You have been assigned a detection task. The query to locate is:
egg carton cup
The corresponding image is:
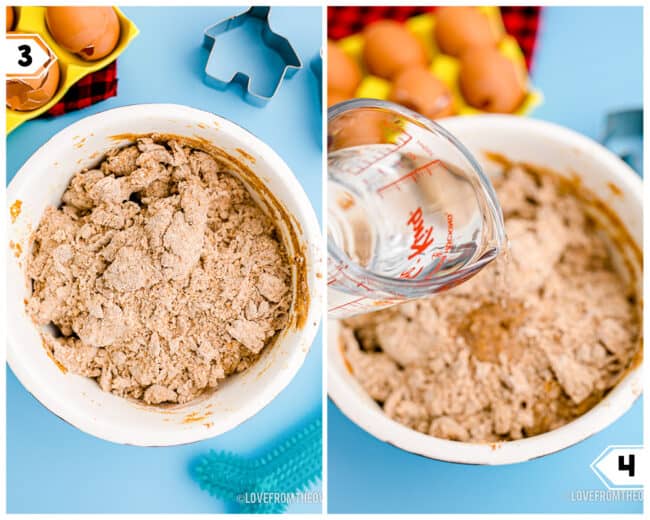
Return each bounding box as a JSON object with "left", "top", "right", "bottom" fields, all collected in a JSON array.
[
  {"left": 338, "top": 7, "right": 542, "bottom": 116},
  {"left": 6, "top": 6, "right": 139, "bottom": 133}
]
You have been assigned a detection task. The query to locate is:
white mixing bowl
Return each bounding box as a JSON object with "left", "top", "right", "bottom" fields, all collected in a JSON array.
[
  {"left": 8, "top": 104, "right": 323, "bottom": 446},
  {"left": 328, "top": 115, "right": 643, "bottom": 465}
]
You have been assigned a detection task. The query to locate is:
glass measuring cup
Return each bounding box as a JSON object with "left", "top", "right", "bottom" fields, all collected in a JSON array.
[{"left": 328, "top": 99, "right": 506, "bottom": 318}]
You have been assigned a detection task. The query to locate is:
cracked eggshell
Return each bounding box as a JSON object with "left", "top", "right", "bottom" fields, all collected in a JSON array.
[
  {"left": 6, "top": 59, "right": 60, "bottom": 111},
  {"left": 45, "top": 6, "right": 120, "bottom": 61}
]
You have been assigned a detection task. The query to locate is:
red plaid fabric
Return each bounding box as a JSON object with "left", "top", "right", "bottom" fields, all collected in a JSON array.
[
  {"left": 500, "top": 6, "right": 540, "bottom": 69},
  {"left": 45, "top": 61, "right": 118, "bottom": 117},
  {"left": 327, "top": 6, "right": 541, "bottom": 70}
]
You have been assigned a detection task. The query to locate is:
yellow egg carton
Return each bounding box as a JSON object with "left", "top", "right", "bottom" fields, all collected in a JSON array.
[
  {"left": 6, "top": 6, "right": 139, "bottom": 133},
  {"left": 337, "top": 6, "right": 542, "bottom": 116}
]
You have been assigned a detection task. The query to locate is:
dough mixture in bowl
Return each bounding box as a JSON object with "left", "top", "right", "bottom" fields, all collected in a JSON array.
[
  {"left": 27, "top": 136, "right": 292, "bottom": 405},
  {"left": 340, "top": 163, "right": 641, "bottom": 442}
]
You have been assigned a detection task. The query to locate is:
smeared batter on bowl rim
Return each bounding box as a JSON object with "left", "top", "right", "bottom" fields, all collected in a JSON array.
[
  {"left": 26, "top": 134, "right": 307, "bottom": 405},
  {"left": 340, "top": 159, "right": 642, "bottom": 443}
]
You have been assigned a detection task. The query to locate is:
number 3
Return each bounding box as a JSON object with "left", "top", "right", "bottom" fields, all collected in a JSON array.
[{"left": 17, "top": 44, "right": 33, "bottom": 67}]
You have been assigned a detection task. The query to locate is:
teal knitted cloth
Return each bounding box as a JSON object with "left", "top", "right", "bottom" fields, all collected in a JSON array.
[{"left": 194, "top": 418, "right": 322, "bottom": 513}]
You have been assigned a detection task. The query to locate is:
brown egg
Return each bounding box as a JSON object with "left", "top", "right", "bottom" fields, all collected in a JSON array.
[
  {"left": 46, "top": 6, "right": 120, "bottom": 61},
  {"left": 328, "top": 40, "right": 361, "bottom": 96},
  {"left": 363, "top": 20, "right": 427, "bottom": 80},
  {"left": 6, "top": 6, "right": 15, "bottom": 32},
  {"left": 329, "top": 109, "right": 390, "bottom": 149},
  {"left": 7, "top": 59, "right": 60, "bottom": 111},
  {"left": 389, "top": 67, "right": 455, "bottom": 119},
  {"left": 328, "top": 88, "right": 350, "bottom": 108},
  {"left": 435, "top": 7, "right": 500, "bottom": 57},
  {"left": 459, "top": 47, "right": 526, "bottom": 113}
]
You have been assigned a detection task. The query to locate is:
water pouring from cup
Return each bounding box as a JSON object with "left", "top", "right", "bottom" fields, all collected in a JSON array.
[{"left": 328, "top": 99, "right": 506, "bottom": 318}]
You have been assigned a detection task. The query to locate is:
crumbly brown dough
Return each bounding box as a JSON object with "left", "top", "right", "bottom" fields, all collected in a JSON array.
[
  {"left": 27, "top": 137, "right": 291, "bottom": 405},
  {"left": 341, "top": 164, "right": 641, "bottom": 442}
]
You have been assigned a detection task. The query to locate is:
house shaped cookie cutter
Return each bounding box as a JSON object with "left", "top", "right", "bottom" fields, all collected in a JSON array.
[
  {"left": 310, "top": 49, "right": 322, "bottom": 104},
  {"left": 203, "top": 6, "right": 302, "bottom": 106}
]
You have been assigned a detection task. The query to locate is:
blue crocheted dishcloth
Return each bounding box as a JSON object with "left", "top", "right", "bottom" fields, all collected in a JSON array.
[{"left": 193, "top": 418, "right": 322, "bottom": 513}]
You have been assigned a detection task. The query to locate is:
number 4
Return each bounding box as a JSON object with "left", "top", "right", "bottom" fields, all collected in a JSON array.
[{"left": 618, "top": 454, "right": 635, "bottom": 477}]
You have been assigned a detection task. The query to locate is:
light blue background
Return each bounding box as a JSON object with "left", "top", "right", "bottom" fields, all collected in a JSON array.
[
  {"left": 328, "top": 6, "right": 644, "bottom": 515},
  {"left": 6, "top": 6, "right": 323, "bottom": 514}
]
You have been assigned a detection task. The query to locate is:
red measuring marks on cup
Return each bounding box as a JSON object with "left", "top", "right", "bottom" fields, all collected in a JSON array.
[
  {"left": 376, "top": 159, "right": 441, "bottom": 197},
  {"left": 327, "top": 100, "right": 506, "bottom": 318},
  {"left": 327, "top": 256, "right": 408, "bottom": 315},
  {"left": 328, "top": 290, "right": 406, "bottom": 315},
  {"left": 348, "top": 129, "right": 413, "bottom": 177},
  {"left": 327, "top": 261, "right": 371, "bottom": 291},
  {"left": 328, "top": 295, "right": 370, "bottom": 314}
]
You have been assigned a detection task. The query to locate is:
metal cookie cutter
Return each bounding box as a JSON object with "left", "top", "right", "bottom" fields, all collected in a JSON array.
[
  {"left": 203, "top": 6, "right": 302, "bottom": 106},
  {"left": 602, "top": 109, "right": 643, "bottom": 175},
  {"left": 310, "top": 49, "right": 322, "bottom": 104}
]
